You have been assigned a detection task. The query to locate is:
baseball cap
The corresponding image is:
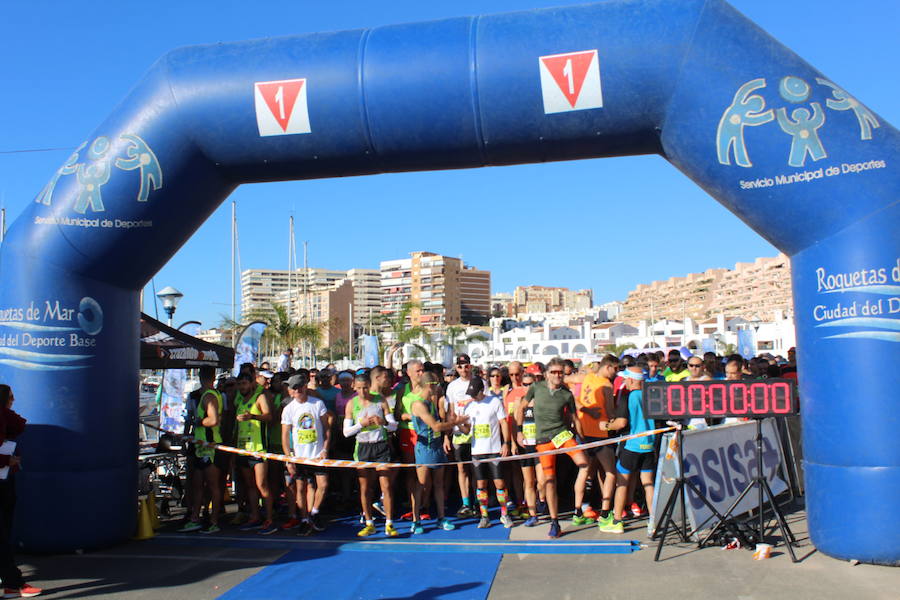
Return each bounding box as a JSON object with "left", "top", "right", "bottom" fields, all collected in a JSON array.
[
  {"left": 525, "top": 363, "right": 542, "bottom": 375},
  {"left": 287, "top": 374, "right": 308, "bottom": 389},
  {"left": 455, "top": 353, "right": 471, "bottom": 365},
  {"left": 465, "top": 377, "right": 484, "bottom": 398},
  {"left": 259, "top": 370, "right": 274, "bottom": 379}
]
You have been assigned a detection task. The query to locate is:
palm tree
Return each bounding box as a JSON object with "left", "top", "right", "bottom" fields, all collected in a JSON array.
[
  {"left": 375, "top": 301, "right": 432, "bottom": 364},
  {"left": 242, "top": 303, "right": 323, "bottom": 364},
  {"left": 444, "top": 325, "right": 487, "bottom": 354}
]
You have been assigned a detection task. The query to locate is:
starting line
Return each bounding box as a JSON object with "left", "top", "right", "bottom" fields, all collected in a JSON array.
[{"left": 155, "top": 532, "right": 643, "bottom": 555}]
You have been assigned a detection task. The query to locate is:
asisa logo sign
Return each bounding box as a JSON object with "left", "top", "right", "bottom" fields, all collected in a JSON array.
[
  {"left": 36, "top": 134, "right": 162, "bottom": 214},
  {"left": 716, "top": 76, "right": 880, "bottom": 168}
]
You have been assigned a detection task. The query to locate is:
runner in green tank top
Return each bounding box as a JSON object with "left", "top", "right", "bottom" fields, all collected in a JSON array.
[
  {"left": 233, "top": 373, "right": 275, "bottom": 533},
  {"left": 179, "top": 366, "right": 225, "bottom": 534},
  {"left": 344, "top": 373, "right": 398, "bottom": 537}
]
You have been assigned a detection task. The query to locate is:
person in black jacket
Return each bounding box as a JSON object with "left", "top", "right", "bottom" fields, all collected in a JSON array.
[{"left": 0, "top": 384, "right": 42, "bottom": 597}]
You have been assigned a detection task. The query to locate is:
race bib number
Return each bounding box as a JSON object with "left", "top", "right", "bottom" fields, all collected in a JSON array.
[
  {"left": 522, "top": 423, "right": 537, "bottom": 443},
  {"left": 237, "top": 433, "right": 252, "bottom": 450},
  {"left": 453, "top": 433, "right": 472, "bottom": 445},
  {"left": 296, "top": 428, "right": 317, "bottom": 445},
  {"left": 551, "top": 429, "right": 573, "bottom": 448},
  {"left": 473, "top": 423, "right": 491, "bottom": 439}
]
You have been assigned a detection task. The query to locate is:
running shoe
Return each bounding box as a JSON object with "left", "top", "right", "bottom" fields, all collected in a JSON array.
[
  {"left": 477, "top": 516, "right": 491, "bottom": 529},
  {"left": 311, "top": 513, "right": 326, "bottom": 532},
  {"left": 523, "top": 516, "right": 540, "bottom": 528},
  {"left": 411, "top": 521, "right": 425, "bottom": 535},
  {"left": 571, "top": 513, "right": 595, "bottom": 526},
  {"left": 372, "top": 501, "right": 386, "bottom": 517},
  {"left": 199, "top": 523, "right": 221, "bottom": 535},
  {"left": 357, "top": 524, "right": 377, "bottom": 537},
  {"left": 280, "top": 517, "right": 301, "bottom": 530},
  {"left": 239, "top": 519, "right": 264, "bottom": 531},
  {"left": 548, "top": 520, "right": 562, "bottom": 539},
  {"left": 385, "top": 523, "right": 399, "bottom": 537},
  {"left": 456, "top": 505, "right": 475, "bottom": 518},
  {"left": 258, "top": 521, "right": 279, "bottom": 536},
  {"left": 631, "top": 502, "right": 644, "bottom": 518},
  {"left": 583, "top": 507, "right": 600, "bottom": 521},
  {"left": 438, "top": 517, "right": 456, "bottom": 531},
  {"left": 177, "top": 520, "right": 203, "bottom": 533},
  {"left": 500, "top": 514, "right": 514, "bottom": 529},
  {"left": 420, "top": 512, "right": 432, "bottom": 521},
  {"left": 619, "top": 509, "right": 629, "bottom": 521},
  {"left": 298, "top": 520, "right": 313, "bottom": 537},
  {"left": 3, "top": 585, "right": 42, "bottom": 598},
  {"left": 646, "top": 519, "right": 656, "bottom": 539},
  {"left": 599, "top": 519, "right": 624, "bottom": 534},
  {"left": 400, "top": 511, "right": 414, "bottom": 521}
]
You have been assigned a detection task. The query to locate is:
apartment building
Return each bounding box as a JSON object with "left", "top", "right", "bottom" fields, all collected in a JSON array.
[
  {"left": 380, "top": 251, "right": 491, "bottom": 331},
  {"left": 241, "top": 267, "right": 380, "bottom": 327},
  {"left": 275, "top": 279, "right": 354, "bottom": 347},
  {"left": 513, "top": 285, "right": 593, "bottom": 315},
  {"left": 618, "top": 254, "right": 792, "bottom": 322}
]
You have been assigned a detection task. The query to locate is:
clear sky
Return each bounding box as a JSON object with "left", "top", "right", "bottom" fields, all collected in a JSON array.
[{"left": 1, "top": 1, "right": 897, "bottom": 329}]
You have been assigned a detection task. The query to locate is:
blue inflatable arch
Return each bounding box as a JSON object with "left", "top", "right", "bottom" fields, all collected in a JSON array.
[{"left": 1, "top": 0, "right": 897, "bottom": 563}]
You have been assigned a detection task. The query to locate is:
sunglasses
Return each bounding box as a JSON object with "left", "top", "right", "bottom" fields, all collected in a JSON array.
[
  {"left": 688, "top": 363, "right": 703, "bottom": 368},
  {"left": 548, "top": 370, "right": 564, "bottom": 375}
]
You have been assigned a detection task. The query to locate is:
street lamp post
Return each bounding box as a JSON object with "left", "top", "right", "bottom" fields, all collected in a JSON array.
[{"left": 156, "top": 286, "right": 184, "bottom": 327}]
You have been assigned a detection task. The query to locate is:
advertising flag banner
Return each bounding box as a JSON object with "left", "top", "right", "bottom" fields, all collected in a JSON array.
[
  {"left": 233, "top": 322, "right": 267, "bottom": 376},
  {"left": 738, "top": 328, "right": 757, "bottom": 359},
  {"left": 362, "top": 335, "right": 379, "bottom": 368}
]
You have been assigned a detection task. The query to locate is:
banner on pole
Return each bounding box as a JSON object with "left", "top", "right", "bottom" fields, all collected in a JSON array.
[{"left": 233, "top": 321, "right": 267, "bottom": 376}]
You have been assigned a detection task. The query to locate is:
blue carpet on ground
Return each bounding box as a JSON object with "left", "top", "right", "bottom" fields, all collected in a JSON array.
[{"left": 217, "top": 548, "right": 501, "bottom": 600}]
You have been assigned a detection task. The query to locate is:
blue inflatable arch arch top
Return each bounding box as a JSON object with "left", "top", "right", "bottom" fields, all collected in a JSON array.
[{"left": 1, "top": 0, "right": 897, "bottom": 563}]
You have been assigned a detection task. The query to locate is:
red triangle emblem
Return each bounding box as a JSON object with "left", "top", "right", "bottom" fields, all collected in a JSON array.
[
  {"left": 541, "top": 52, "right": 595, "bottom": 108},
  {"left": 256, "top": 80, "right": 305, "bottom": 132}
]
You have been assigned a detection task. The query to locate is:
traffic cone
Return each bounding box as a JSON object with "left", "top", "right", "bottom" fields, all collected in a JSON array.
[
  {"left": 147, "top": 491, "right": 161, "bottom": 530},
  {"left": 134, "top": 497, "right": 155, "bottom": 540}
]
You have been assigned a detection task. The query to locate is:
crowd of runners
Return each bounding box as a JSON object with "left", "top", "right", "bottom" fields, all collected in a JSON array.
[{"left": 175, "top": 346, "right": 798, "bottom": 540}]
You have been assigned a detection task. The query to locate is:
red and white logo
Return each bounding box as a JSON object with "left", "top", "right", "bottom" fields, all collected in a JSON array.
[
  {"left": 538, "top": 50, "right": 603, "bottom": 114},
  {"left": 254, "top": 78, "right": 311, "bottom": 136}
]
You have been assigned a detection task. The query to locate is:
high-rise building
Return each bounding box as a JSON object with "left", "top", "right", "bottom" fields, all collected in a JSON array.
[
  {"left": 491, "top": 292, "right": 515, "bottom": 318},
  {"left": 275, "top": 279, "right": 354, "bottom": 348},
  {"left": 513, "top": 286, "right": 593, "bottom": 315},
  {"left": 241, "top": 267, "right": 380, "bottom": 328},
  {"left": 379, "top": 251, "right": 491, "bottom": 331},
  {"left": 617, "top": 254, "right": 792, "bottom": 322}
]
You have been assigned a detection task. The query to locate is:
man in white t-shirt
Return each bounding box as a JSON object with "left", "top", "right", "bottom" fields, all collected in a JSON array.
[
  {"left": 446, "top": 353, "right": 481, "bottom": 517},
  {"left": 281, "top": 373, "right": 332, "bottom": 534},
  {"left": 461, "top": 377, "right": 512, "bottom": 528}
]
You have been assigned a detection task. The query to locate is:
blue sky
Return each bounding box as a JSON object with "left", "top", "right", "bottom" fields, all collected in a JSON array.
[{"left": 1, "top": 1, "right": 897, "bottom": 329}]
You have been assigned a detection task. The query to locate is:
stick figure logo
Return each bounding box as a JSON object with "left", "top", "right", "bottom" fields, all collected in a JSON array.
[{"left": 715, "top": 75, "right": 880, "bottom": 169}]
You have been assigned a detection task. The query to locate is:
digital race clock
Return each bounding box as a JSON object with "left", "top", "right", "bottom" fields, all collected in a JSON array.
[{"left": 643, "top": 379, "right": 798, "bottom": 419}]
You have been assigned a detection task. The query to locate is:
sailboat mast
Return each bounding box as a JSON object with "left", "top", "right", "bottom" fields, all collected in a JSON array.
[{"left": 231, "top": 200, "right": 236, "bottom": 347}]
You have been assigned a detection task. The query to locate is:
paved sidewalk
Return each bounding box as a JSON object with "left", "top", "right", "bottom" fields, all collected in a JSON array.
[{"left": 13, "top": 504, "right": 900, "bottom": 599}]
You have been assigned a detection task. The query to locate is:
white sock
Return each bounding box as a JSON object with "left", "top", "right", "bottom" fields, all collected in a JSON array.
[{"left": 311, "top": 507, "right": 319, "bottom": 516}]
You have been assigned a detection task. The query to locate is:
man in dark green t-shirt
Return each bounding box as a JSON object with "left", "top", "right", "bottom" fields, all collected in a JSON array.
[{"left": 524, "top": 357, "right": 589, "bottom": 539}]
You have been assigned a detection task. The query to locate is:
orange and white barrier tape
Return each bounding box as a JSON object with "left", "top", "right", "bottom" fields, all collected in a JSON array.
[{"left": 142, "top": 421, "right": 674, "bottom": 470}]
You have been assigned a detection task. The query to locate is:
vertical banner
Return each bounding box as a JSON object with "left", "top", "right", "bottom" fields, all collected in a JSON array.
[
  {"left": 737, "top": 328, "right": 757, "bottom": 359},
  {"left": 439, "top": 344, "right": 454, "bottom": 368},
  {"left": 159, "top": 369, "right": 186, "bottom": 434},
  {"left": 233, "top": 321, "right": 267, "bottom": 376},
  {"left": 362, "top": 335, "right": 379, "bottom": 368}
]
